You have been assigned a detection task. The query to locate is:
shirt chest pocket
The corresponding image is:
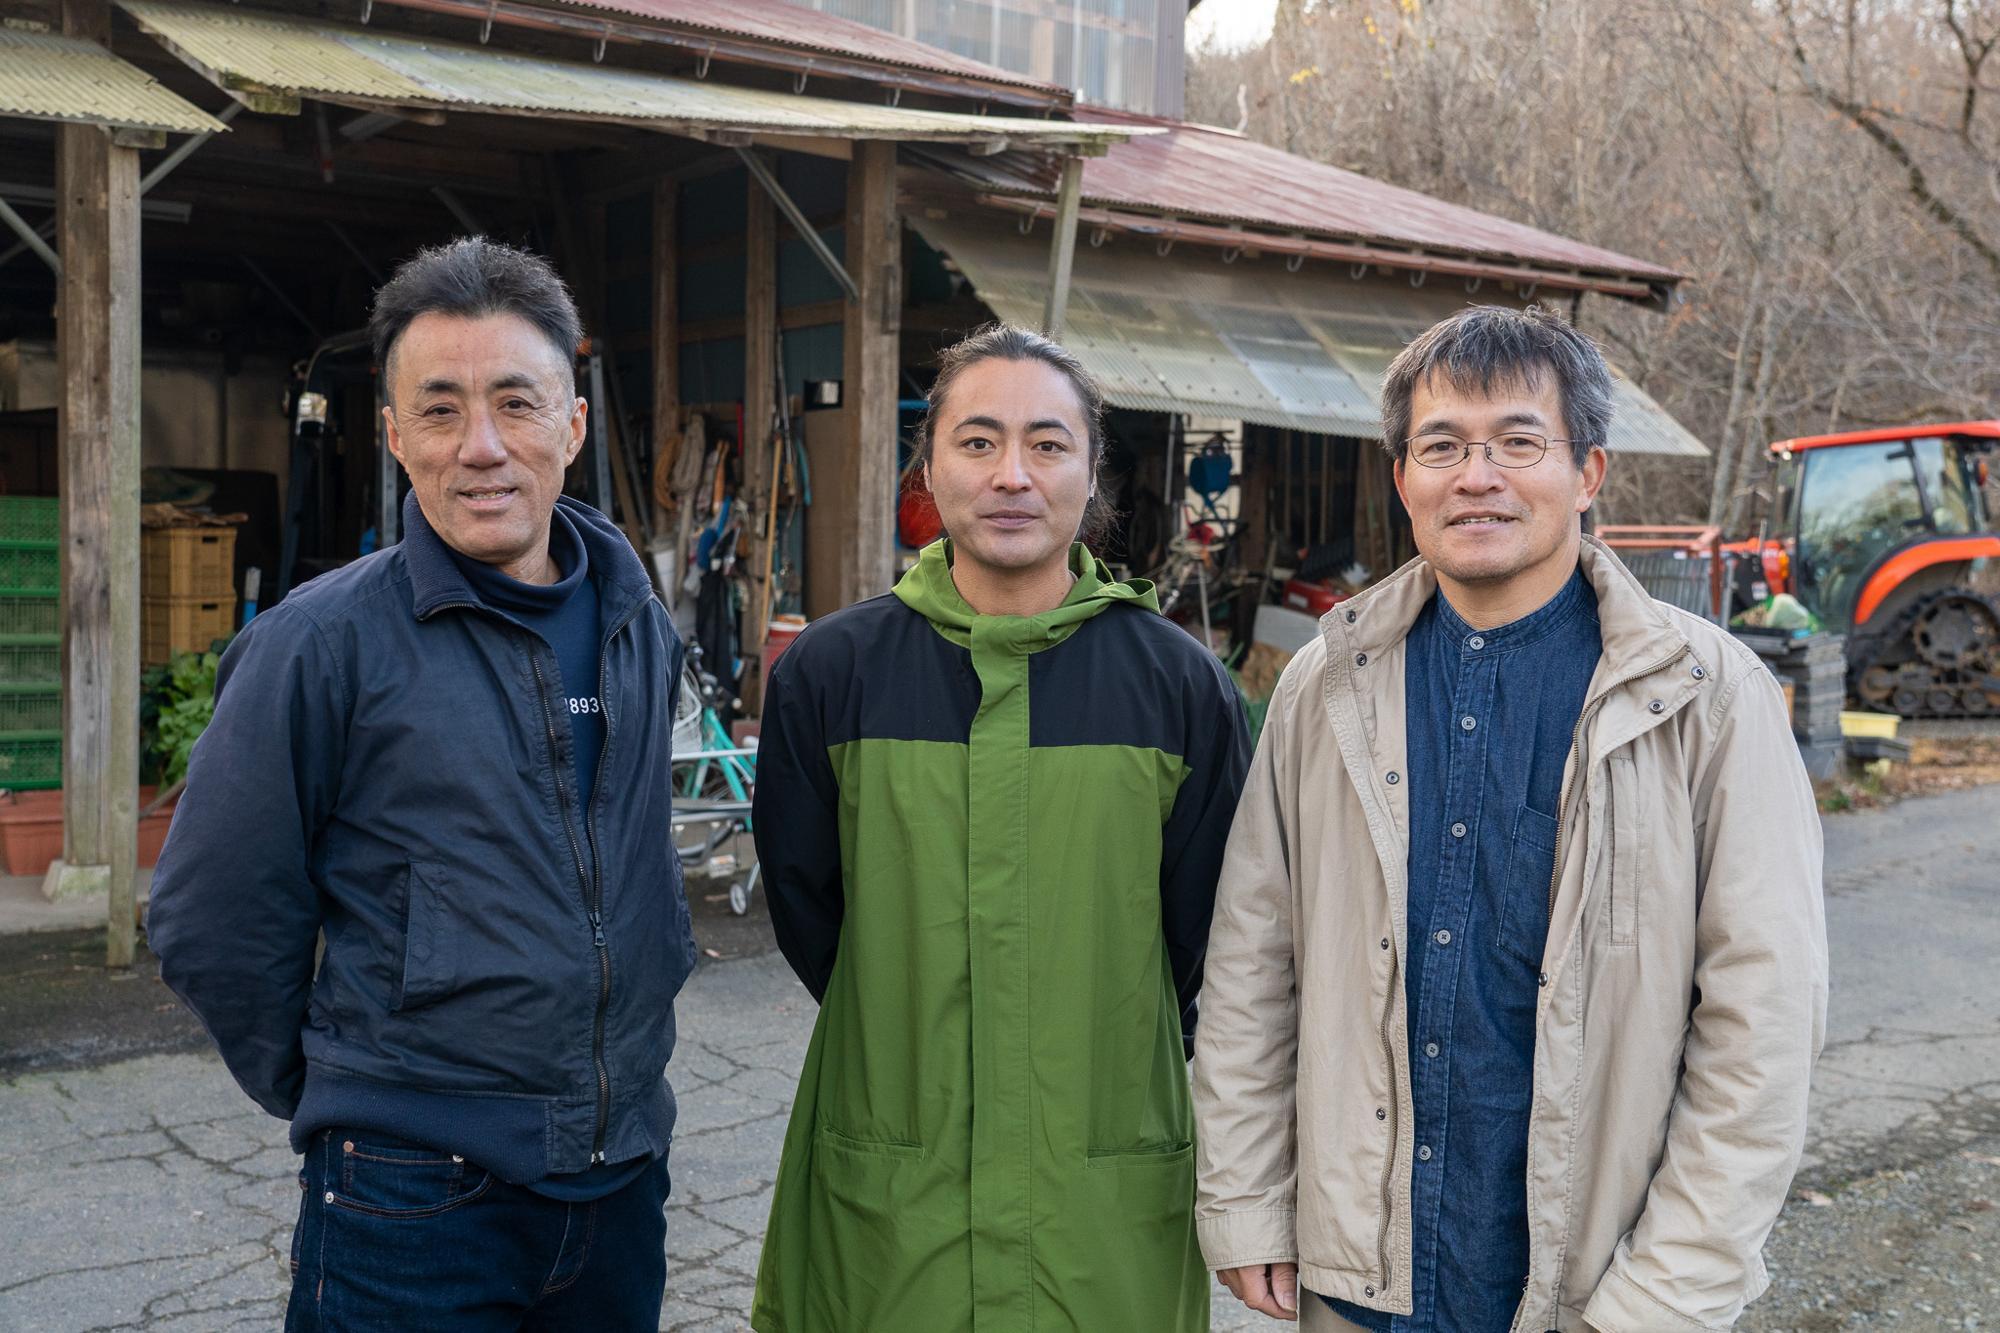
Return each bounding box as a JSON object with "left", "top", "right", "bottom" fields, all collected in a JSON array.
[{"left": 1496, "top": 805, "right": 1558, "bottom": 968}]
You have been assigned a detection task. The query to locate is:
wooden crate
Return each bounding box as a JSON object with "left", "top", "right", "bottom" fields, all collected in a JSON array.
[
  {"left": 142, "top": 526, "right": 237, "bottom": 600},
  {"left": 141, "top": 596, "right": 235, "bottom": 666}
]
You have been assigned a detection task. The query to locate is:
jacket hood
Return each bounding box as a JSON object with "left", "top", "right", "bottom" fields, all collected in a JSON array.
[{"left": 893, "top": 538, "right": 1157, "bottom": 649}]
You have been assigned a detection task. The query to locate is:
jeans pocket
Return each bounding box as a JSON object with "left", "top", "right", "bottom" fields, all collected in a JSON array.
[
  {"left": 1497, "top": 805, "right": 1559, "bottom": 968},
  {"left": 329, "top": 1133, "right": 491, "bottom": 1219}
]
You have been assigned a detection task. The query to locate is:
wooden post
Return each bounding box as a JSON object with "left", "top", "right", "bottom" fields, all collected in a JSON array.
[
  {"left": 1042, "top": 156, "right": 1083, "bottom": 337},
  {"left": 49, "top": 0, "right": 142, "bottom": 968},
  {"left": 741, "top": 155, "right": 777, "bottom": 680},
  {"left": 838, "top": 141, "right": 900, "bottom": 608},
  {"left": 650, "top": 178, "right": 678, "bottom": 536}
]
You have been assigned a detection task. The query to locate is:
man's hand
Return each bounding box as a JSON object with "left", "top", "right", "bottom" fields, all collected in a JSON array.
[{"left": 1217, "top": 1263, "right": 1300, "bottom": 1321}]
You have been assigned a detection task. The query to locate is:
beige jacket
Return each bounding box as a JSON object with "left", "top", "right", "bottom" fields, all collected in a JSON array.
[{"left": 1193, "top": 537, "right": 1828, "bottom": 1332}]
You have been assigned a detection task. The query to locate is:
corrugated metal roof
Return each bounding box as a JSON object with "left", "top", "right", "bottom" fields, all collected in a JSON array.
[
  {"left": 121, "top": 0, "right": 1134, "bottom": 145},
  {"left": 0, "top": 25, "right": 226, "bottom": 134},
  {"left": 549, "top": 0, "right": 1061, "bottom": 98},
  {"left": 908, "top": 209, "right": 1707, "bottom": 456},
  {"left": 914, "top": 111, "right": 1683, "bottom": 289}
]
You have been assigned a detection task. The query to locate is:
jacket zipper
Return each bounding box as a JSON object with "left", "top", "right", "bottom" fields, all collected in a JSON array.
[
  {"left": 578, "top": 603, "right": 643, "bottom": 1163},
  {"left": 529, "top": 649, "right": 613, "bottom": 1165}
]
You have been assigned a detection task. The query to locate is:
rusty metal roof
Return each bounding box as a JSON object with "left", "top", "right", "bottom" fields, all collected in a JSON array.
[
  {"left": 119, "top": 0, "right": 1141, "bottom": 147},
  {"left": 908, "top": 208, "right": 1706, "bottom": 455},
  {"left": 918, "top": 111, "right": 1684, "bottom": 291},
  {"left": 549, "top": 0, "right": 1063, "bottom": 97},
  {"left": 0, "top": 24, "right": 226, "bottom": 135}
]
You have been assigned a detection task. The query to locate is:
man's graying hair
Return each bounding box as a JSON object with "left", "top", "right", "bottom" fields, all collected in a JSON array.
[
  {"left": 916, "top": 323, "right": 1116, "bottom": 549},
  {"left": 1380, "top": 304, "right": 1614, "bottom": 468},
  {"left": 370, "top": 237, "right": 583, "bottom": 400}
]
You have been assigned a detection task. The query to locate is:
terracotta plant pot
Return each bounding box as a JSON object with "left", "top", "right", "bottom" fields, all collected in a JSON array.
[{"left": 0, "top": 787, "right": 180, "bottom": 877}]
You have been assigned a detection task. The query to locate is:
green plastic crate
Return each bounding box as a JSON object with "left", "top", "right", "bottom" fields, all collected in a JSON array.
[
  {"left": 0, "top": 637, "right": 59, "bottom": 685},
  {"left": 0, "top": 497, "right": 58, "bottom": 544},
  {"left": 0, "top": 730, "right": 60, "bottom": 790},
  {"left": 0, "top": 687, "right": 59, "bottom": 732},
  {"left": 0, "top": 595, "right": 57, "bottom": 637},
  {"left": 0, "top": 543, "right": 58, "bottom": 595}
]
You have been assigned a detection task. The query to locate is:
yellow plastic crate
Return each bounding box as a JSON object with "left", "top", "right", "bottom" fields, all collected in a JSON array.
[
  {"left": 142, "top": 527, "right": 237, "bottom": 600},
  {"left": 142, "top": 596, "right": 235, "bottom": 666}
]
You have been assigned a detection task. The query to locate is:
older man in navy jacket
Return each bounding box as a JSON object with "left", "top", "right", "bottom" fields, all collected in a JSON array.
[{"left": 148, "top": 237, "right": 696, "bottom": 1331}]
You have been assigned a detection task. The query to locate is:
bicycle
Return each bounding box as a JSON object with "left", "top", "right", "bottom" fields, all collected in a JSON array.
[{"left": 671, "top": 644, "right": 762, "bottom": 915}]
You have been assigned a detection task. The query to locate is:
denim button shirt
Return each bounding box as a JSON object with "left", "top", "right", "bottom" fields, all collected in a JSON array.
[{"left": 1328, "top": 566, "right": 1600, "bottom": 1332}]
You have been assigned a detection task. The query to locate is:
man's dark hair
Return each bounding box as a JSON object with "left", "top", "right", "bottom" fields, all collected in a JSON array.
[
  {"left": 1379, "top": 304, "right": 1614, "bottom": 468},
  {"left": 915, "top": 322, "right": 1115, "bottom": 550},
  {"left": 370, "top": 236, "right": 583, "bottom": 398}
]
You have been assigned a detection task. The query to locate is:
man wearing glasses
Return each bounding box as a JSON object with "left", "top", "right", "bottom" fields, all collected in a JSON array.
[{"left": 1194, "top": 305, "right": 1826, "bottom": 1331}]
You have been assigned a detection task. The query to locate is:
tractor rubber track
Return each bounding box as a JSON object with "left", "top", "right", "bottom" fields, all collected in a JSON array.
[{"left": 1852, "top": 588, "right": 2000, "bottom": 719}]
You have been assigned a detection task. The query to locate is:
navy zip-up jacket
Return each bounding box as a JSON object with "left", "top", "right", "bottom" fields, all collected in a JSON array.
[{"left": 148, "top": 492, "right": 697, "bottom": 1184}]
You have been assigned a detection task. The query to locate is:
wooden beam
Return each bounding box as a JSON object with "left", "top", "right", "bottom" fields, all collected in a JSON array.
[
  {"left": 51, "top": 0, "right": 142, "bottom": 968},
  {"left": 1042, "top": 156, "right": 1083, "bottom": 337},
  {"left": 741, "top": 154, "right": 776, "bottom": 671},
  {"left": 837, "top": 141, "right": 900, "bottom": 609},
  {"left": 650, "top": 176, "right": 678, "bottom": 535}
]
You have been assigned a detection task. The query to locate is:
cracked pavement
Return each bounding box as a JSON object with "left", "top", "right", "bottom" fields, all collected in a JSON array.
[{"left": 4, "top": 784, "right": 1999, "bottom": 1330}]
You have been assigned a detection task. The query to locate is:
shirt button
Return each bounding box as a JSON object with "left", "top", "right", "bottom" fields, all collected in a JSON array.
[
  {"left": 1380, "top": 937, "right": 1390, "bottom": 950},
  {"left": 1365, "top": 1285, "right": 1377, "bottom": 1298},
  {"left": 1434, "top": 929, "right": 1452, "bottom": 946},
  {"left": 1692, "top": 665, "right": 1707, "bottom": 680},
  {"left": 1345, "top": 608, "right": 1358, "bottom": 623},
  {"left": 1460, "top": 715, "right": 1477, "bottom": 732},
  {"left": 1538, "top": 971, "right": 1550, "bottom": 987},
  {"left": 1355, "top": 652, "right": 1368, "bottom": 667},
  {"left": 1467, "top": 635, "right": 1485, "bottom": 650},
  {"left": 1451, "top": 821, "right": 1467, "bottom": 838},
  {"left": 1649, "top": 699, "right": 1665, "bottom": 713},
  {"left": 1425, "top": 1041, "right": 1440, "bottom": 1058},
  {"left": 1417, "top": 1145, "right": 1433, "bottom": 1162},
  {"left": 1385, "top": 770, "right": 1400, "bottom": 785},
  {"left": 1375, "top": 1107, "right": 1387, "bottom": 1121}
]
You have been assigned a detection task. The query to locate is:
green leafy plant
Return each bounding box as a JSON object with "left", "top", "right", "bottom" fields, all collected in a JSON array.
[{"left": 140, "top": 645, "right": 223, "bottom": 786}]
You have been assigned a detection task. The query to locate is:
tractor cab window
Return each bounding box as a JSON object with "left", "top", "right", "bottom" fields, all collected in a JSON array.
[
  {"left": 1795, "top": 442, "right": 1927, "bottom": 631},
  {"left": 1912, "top": 435, "right": 1982, "bottom": 536}
]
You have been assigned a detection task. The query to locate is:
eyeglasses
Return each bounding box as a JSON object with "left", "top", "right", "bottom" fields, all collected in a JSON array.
[{"left": 1404, "top": 432, "right": 1581, "bottom": 470}]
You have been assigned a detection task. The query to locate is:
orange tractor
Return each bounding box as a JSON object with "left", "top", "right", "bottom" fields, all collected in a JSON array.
[{"left": 1748, "top": 422, "right": 2000, "bottom": 717}]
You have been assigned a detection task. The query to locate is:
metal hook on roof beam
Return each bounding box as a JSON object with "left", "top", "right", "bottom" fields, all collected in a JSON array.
[
  {"left": 1464, "top": 277, "right": 1482, "bottom": 293},
  {"left": 886, "top": 86, "right": 902, "bottom": 107},
  {"left": 1285, "top": 253, "right": 1304, "bottom": 273},
  {"left": 359, "top": 0, "right": 373, "bottom": 21},
  {"left": 1222, "top": 245, "right": 1243, "bottom": 264},
  {"left": 1017, "top": 211, "right": 1035, "bottom": 235},
  {"left": 1156, "top": 238, "right": 1175, "bottom": 257},
  {"left": 1522, "top": 282, "right": 1538, "bottom": 301},
  {"left": 793, "top": 63, "right": 813, "bottom": 95},
  {"left": 594, "top": 26, "right": 609, "bottom": 61},
  {"left": 1088, "top": 226, "right": 1109, "bottom": 248},
  {"left": 695, "top": 45, "right": 714, "bottom": 79},
  {"left": 1408, "top": 269, "right": 1426, "bottom": 288},
  {"left": 479, "top": 0, "right": 497, "bottom": 43},
  {"left": 1349, "top": 262, "right": 1368, "bottom": 280}
]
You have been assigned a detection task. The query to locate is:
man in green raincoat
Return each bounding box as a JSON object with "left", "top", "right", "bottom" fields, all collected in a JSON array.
[{"left": 750, "top": 324, "right": 1250, "bottom": 1333}]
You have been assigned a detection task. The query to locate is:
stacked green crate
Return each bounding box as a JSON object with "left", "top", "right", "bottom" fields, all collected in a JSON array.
[{"left": 0, "top": 497, "right": 60, "bottom": 789}]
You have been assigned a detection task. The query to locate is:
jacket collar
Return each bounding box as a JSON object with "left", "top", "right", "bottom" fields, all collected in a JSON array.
[
  {"left": 892, "top": 538, "right": 1157, "bottom": 650},
  {"left": 401, "top": 490, "right": 657, "bottom": 626},
  {"left": 1331, "top": 534, "right": 1692, "bottom": 690}
]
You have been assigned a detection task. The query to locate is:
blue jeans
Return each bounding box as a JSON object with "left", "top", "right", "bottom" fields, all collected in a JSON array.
[{"left": 285, "top": 1128, "right": 669, "bottom": 1331}]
